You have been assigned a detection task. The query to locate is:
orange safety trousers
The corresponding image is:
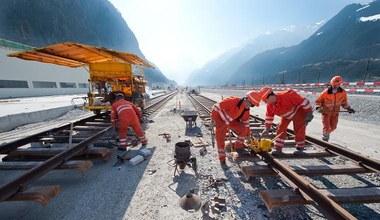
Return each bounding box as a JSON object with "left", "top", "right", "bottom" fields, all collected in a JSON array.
[
  {"left": 118, "top": 117, "right": 147, "bottom": 147},
  {"left": 111, "top": 99, "right": 147, "bottom": 148},
  {"left": 211, "top": 110, "right": 249, "bottom": 162},
  {"left": 321, "top": 113, "right": 339, "bottom": 136},
  {"left": 274, "top": 108, "right": 306, "bottom": 150}
]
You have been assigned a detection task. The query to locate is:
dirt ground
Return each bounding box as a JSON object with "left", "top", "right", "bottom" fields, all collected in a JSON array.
[
  {"left": 0, "top": 90, "right": 379, "bottom": 219},
  {"left": 1, "top": 92, "right": 249, "bottom": 220}
]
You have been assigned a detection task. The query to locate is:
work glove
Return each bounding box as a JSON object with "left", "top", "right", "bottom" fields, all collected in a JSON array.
[
  {"left": 305, "top": 112, "right": 314, "bottom": 126},
  {"left": 261, "top": 127, "right": 271, "bottom": 137},
  {"left": 315, "top": 107, "right": 323, "bottom": 113},
  {"left": 346, "top": 107, "right": 356, "bottom": 114}
]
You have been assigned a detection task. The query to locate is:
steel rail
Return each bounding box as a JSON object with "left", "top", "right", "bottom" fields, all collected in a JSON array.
[
  {"left": 187, "top": 94, "right": 378, "bottom": 219},
  {"left": 189, "top": 93, "right": 380, "bottom": 170},
  {"left": 187, "top": 94, "right": 212, "bottom": 114},
  {"left": 303, "top": 134, "right": 380, "bottom": 172},
  {"left": 248, "top": 113, "right": 380, "bottom": 172},
  {"left": 0, "top": 114, "right": 101, "bottom": 154},
  {"left": 259, "top": 152, "right": 356, "bottom": 219},
  {"left": 148, "top": 91, "right": 177, "bottom": 106},
  {"left": 0, "top": 92, "right": 176, "bottom": 154},
  {"left": 0, "top": 125, "right": 112, "bottom": 201},
  {"left": 0, "top": 92, "right": 177, "bottom": 203},
  {"left": 144, "top": 91, "right": 177, "bottom": 115}
]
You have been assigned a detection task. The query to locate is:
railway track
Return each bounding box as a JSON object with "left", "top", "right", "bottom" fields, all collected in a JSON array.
[
  {"left": 0, "top": 91, "right": 177, "bottom": 205},
  {"left": 188, "top": 93, "right": 380, "bottom": 219}
]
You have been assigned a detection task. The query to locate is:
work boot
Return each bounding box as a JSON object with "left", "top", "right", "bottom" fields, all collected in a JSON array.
[
  {"left": 294, "top": 147, "right": 305, "bottom": 155},
  {"left": 271, "top": 149, "right": 283, "bottom": 155},
  {"left": 117, "top": 146, "right": 127, "bottom": 151},
  {"left": 225, "top": 146, "right": 231, "bottom": 153},
  {"left": 219, "top": 160, "right": 228, "bottom": 169},
  {"left": 235, "top": 147, "right": 249, "bottom": 154},
  {"left": 322, "top": 134, "right": 329, "bottom": 142},
  {"left": 140, "top": 144, "right": 147, "bottom": 150}
]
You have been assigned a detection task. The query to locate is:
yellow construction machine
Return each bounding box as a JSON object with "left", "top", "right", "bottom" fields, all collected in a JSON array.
[
  {"left": 246, "top": 132, "right": 283, "bottom": 153},
  {"left": 8, "top": 42, "right": 154, "bottom": 114},
  {"left": 131, "top": 68, "right": 148, "bottom": 109}
]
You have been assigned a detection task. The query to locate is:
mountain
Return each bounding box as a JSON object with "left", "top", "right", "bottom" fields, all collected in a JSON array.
[
  {"left": 0, "top": 0, "right": 172, "bottom": 86},
  {"left": 186, "top": 24, "right": 323, "bottom": 86},
  {"left": 233, "top": 1, "right": 380, "bottom": 84}
]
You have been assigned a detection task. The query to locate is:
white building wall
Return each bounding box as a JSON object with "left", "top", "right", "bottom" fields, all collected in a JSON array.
[{"left": 0, "top": 47, "right": 89, "bottom": 98}]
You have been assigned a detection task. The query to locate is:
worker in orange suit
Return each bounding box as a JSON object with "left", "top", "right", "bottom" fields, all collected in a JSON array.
[
  {"left": 211, "top": 91, "right": 261, "bottom": 166},
  {"left": 260, "top": 87, "right": 314, "bottom": 155},
  {"left": 111, "top": 93, "right": 147, "bottom": 151},
  {"left": 315, "top": 75, "right": 355, "bottom": 142}
]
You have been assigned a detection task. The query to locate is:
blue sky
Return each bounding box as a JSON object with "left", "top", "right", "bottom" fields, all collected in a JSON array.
[{"left": 109, "top": 0, "right": 370, "bottom": 85}]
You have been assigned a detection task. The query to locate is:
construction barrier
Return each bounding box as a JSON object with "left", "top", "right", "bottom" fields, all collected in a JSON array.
[{"left": 215, "top": 81, "right": 380, "bottom": 95}]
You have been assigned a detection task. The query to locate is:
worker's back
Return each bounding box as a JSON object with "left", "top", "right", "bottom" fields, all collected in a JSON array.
[{"left": 112, "top": 99, "right": 139, "bottom": 120}]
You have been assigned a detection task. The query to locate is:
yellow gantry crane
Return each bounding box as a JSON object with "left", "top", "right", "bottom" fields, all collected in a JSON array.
[{"left": 8, "top": 42, "right": 154, "bottom": 114}]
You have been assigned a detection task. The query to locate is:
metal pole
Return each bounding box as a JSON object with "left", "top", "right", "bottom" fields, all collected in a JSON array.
[
  {"left": 363, "top": 58, "right": 371, "bottom": 82},
  {"left": 299, "top": 72, "right": 302, "bottom": 84},
  {"left": 69, "top": 122, "right": 73, "bottom": 148},
  {"left": 279, "top": 71, "right": 286, "bottom": 84}
]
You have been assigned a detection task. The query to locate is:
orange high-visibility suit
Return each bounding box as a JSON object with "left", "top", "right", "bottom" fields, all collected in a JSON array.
[
  {"left": 264, "top": 90, "right": 312, "bottom": 151},
  {"left": 211, "top": 97, "right": 250, "bottom": 161},
  {"left": 315, "top": 87, "right": 349, "bottom": 139},
  {"left": 111, "top": 99, "right": 147, "bottom": 148}
]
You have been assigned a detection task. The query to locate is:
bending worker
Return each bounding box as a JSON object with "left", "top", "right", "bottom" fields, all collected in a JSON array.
[
  {"left": 315, "top": 75, "right": 355, "bottom": 142},
  {"left": 211, "top": 91, "right": 261, "bottom": 166},
  {"left": 260, "top": 87, "right": 314, "bottom": 154},
  {"left": 111, "top": 93, "right": 147, "bottom": 151}
]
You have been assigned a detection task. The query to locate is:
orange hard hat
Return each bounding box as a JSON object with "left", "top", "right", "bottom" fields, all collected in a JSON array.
[
  {"left": 330, "top": 76, "right": 343, "bottom": 86},
  {"left": 259, "top": 87, "right": 273, "bottom": 101},
  {"left": 245, "top": 91, "right": 260, "bottom": 107}
]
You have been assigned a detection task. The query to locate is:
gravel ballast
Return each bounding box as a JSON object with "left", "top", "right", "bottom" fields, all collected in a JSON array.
[{"left": 0, "top": 90, "right": 379, "bottom": 219}]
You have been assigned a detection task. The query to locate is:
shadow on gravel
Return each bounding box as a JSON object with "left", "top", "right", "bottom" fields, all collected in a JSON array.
[
  {"left": 342, "top": 203, "right": 380, "bottom": 219},
  {"left": 0, "top": 146, "right": 158, "bottom": 220},
  {"left": 350, "top": 174, "right": 378, "bottom": 187},
  {"left": 309, "top": 175, "right": 339, "bottom": 189},
  {"left": 169, "top": 172, "right": 199, "bottom": 198},
  {"left": 103, "top": 146, "right": 158, "bottom": 219},
  {"left": 309, "top": 172, "right": 379, "bottom": 219},
  {"left": 184, "top": 126, "right": 202, "bottom": 137}
]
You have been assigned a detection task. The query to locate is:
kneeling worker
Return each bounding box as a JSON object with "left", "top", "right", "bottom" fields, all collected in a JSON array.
[
  {"left": 211, "top": 91, "right": 261, "bottom": 166},
  {"left": 260, "top": 87, "right": 314, "bottom": 154},
  {"left": 315, "top": 75, "right": 355, "bottom": 141},
  {"left": 111, "top": 93, "right": 148, "bottom": 151}
]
